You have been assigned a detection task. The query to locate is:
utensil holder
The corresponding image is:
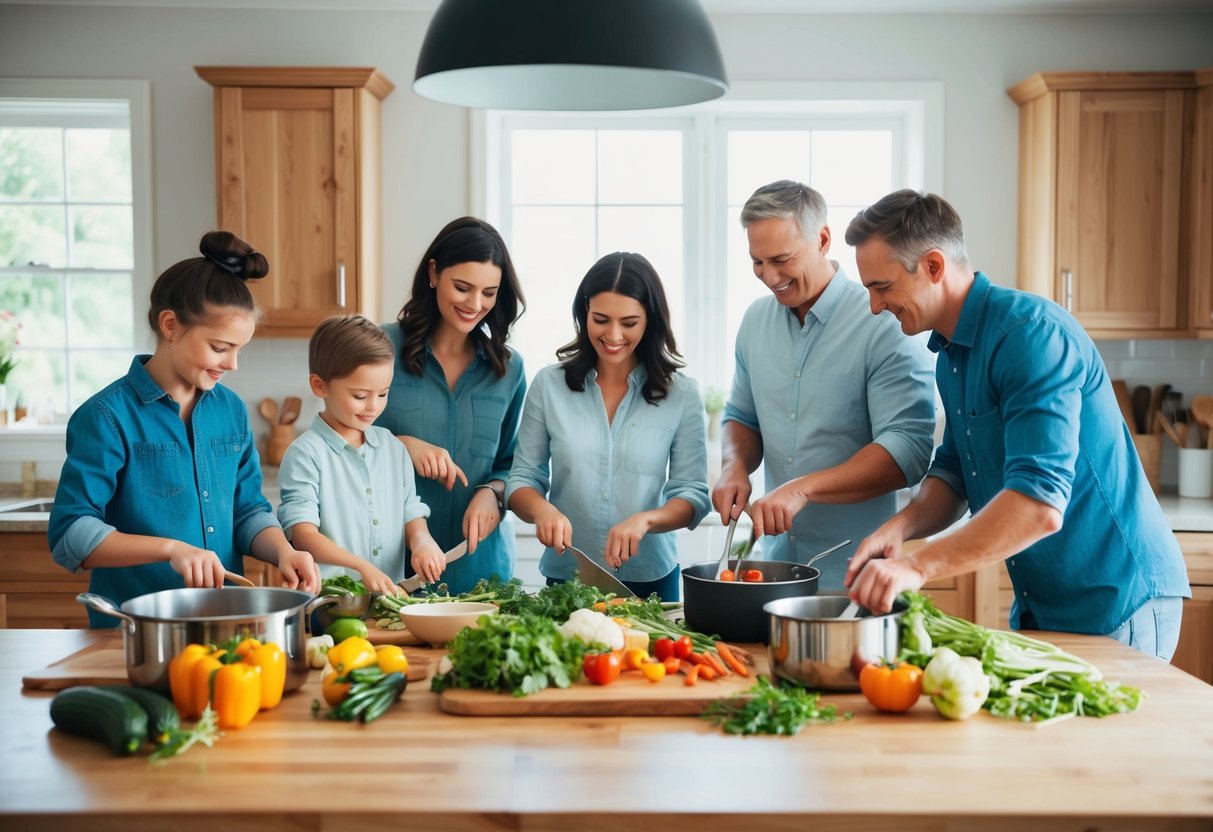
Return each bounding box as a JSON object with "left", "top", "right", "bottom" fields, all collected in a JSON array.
[
  {"left": 266, "top": 424, "right": 296, "bottom": 467},
  {"left": 1131, "top": 434, "right": 1162, "bottom": 496},
  {"left": 1178, "top": 448, "right": 1213, "bottom": 499}
]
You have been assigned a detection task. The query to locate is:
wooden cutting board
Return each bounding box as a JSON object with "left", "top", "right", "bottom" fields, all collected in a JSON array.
[
  {"left": 438, "top": 653, "right": 768, "bottom": 716},
  {"left": 366, "top": 625, "right": 424, "bottom": 647}
]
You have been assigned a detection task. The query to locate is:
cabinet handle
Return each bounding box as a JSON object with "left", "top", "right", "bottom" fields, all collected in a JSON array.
[
  {"left": 336, "top": 261, "right": 346, "bottom": 309},
  {"left": 1061, "top": 269, "right": 1073, "bottom": 312}
]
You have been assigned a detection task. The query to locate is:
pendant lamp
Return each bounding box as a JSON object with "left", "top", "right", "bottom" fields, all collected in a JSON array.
[{"left": 413, "top": 0, "right": 729, "bottom": 111}]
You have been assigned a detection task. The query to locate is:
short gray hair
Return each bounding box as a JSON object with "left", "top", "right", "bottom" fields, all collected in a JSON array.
[
  {"left": 739, "top": 180, "right": 827, "bottom": 240},
  {"left": 844, "top": 189, "right": 969, "bottom": 271}
]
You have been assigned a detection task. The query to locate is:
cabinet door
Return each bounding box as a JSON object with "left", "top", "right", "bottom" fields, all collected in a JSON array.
[
  {"left": 216, "top": 86, "right": 358, "bottom": 333},
  {"left": 1055, "top": 89, "right": 1186, "bottom": 331},
  {"left": 1193, "top": 76, "right": 1213, "bottom": 334},
  {"left": 1173, "top": 587, "right": 1213, "bottom": 684}
]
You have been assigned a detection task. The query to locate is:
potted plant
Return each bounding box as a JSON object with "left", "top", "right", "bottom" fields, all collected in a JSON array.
[{"left": 703, "top": 384, "right": 725, "bottom": 441}]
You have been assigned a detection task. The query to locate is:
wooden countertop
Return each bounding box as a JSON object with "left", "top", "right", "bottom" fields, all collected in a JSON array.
[{"left": 1, "top": 629, "right": 1211, "bottom": 831}]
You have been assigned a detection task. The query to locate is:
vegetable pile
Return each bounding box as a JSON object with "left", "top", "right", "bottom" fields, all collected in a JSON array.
[{"left": 430, "top": 612, "right": 587, "bottom": 697}]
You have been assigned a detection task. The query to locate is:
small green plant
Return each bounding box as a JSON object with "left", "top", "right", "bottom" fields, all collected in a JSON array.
[
  {"left": 0, "top": 311, "right": 19, "bottom": 384},
  {"left": 702, "top": 384, "right": 725, "bottom": 414}
]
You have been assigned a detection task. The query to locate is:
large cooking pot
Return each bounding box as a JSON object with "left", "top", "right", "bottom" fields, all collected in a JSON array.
[
  {"left": 765, "top": 595, "right": 906, "bottom": 690},
  {"left": 681, "top": 542, "right": 847, "bottom": 644},
  {"left": 78, "top": 588, "right": 336, "bottom": 693}
]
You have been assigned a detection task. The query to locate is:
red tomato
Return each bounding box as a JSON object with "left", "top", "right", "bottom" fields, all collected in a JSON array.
[
  {"left": 662, "top": 656, "right": 681, "bottom": 675},
  {"left": 719, "top": 570, "right": 736, "bottom": 582},
  {"left": 673, "top": 635, "right": 694, "bottom": 660},
  {"left": 741, "top": 569, "right": 764, "bottom": 583},
  {"left": 582, "top": 652, "right": 622, "bottom": 686},
  {"left": 652, "top": 637, "right": 675, "bottom": 662}
]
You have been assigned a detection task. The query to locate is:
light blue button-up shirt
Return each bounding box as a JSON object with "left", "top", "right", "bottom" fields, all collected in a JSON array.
[
  {"left": 374, "top": 323, "right": 526, "bottom": 595},
  {"left": 278, "top": 413, "right": 430, "bottom": 584},
  {"left": 723, "top": 268, "right": 936, "bottom": 588},
  {"left": 927, "top": 272, "right": 1190, "bottom": 634},
  {"left": 506, "top": 363, "right": 711, "bottom": 582},
  {"left": 49, "top": 356, "right": 280, "bottom": 627}
]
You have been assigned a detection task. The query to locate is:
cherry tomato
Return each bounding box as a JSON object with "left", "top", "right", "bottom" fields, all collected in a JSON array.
[
  {"left": 741, "top": 569, "right": 764, "bottom": 582},
  {"left": 719, "top": 570, "right": 736, "bottom": 582},
  {"left": 582, "top": 651, "right": 623, "bottom": 686},
  {"left": 652, "top": 637, "right": 675, "bottom": 662},
  {"left": 662, "top": 656, "right": 681, "bottom": 675},
  {"left": 673, "top": 635, "right": 694, "bottom": 660}
]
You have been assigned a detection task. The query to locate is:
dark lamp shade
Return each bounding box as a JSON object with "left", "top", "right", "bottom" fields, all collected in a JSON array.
[{"left": 413, "top": 0, "right": 729, "bottom": 111}]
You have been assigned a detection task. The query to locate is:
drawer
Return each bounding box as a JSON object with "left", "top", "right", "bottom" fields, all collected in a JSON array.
[{"left": 6, "top": 593, "right": 90, "bottom": 629}]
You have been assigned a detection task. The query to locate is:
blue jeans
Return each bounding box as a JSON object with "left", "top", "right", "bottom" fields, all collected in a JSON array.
[
  {"left": 1105, "top": 596, "right": 1184, "bottom": 662},
  {"left": 545, "top": 566, "right": 681, "bottom": 602}
]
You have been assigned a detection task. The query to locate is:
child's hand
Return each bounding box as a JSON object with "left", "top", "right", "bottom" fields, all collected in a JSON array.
[
  {"left": 277, "top": 547, "right": 321, "bottom": 594},
  {"left": 533, "top": 505, "right": 573, "bottom": 552},
  {"left": 168, "top": 543, "right": 227, "bottom": 587},
  {"left": 400, "top": 436, "right": 468, "bottom": 491},
  {"left": 359, "top": 563, "right": 400, "bottom": 596},
  {"left": 463, "top": 488, "right": 501, "bottom": 554},
  {"left": 410, "top": 543, "right": 446, "bottom": 585}
]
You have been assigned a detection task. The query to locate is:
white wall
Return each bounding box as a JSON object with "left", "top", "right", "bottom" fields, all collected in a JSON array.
[{"left": 1, "top": 4, "right": 1212, "bottom": 484}]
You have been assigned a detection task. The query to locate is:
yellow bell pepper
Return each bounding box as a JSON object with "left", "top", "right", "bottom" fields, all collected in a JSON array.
[
  {"left": 233, "top": 637, "right": 262, "bottom": 658},
  {"left": 168, "top": 644, "right": 213, "bottom": 718},
  {"left": 212, "top": 662, "right": 262, "bottom": 729},
  {"left": 168, "top": 637, "right": 287, "bottom": 723},
  {"left": 243, "top": 642, "right": 286, "bottom": 710},
  {"left": 327, "top": 636, "right": 377, "bottom": 675},
  {"left": 375, "top": 644, "right": 409, "bottom": 676}
]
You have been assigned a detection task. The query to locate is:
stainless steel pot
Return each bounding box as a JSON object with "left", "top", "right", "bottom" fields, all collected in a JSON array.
[
  {"left": 78, "top": 588, "right": 336, "bottom": 693},
  {"left": 764, "top": 595, "right": 906, "bottom": 690}
]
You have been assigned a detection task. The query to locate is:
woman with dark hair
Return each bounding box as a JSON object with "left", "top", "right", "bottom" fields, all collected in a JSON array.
[
  {"left": 506, "top": 252, "right": 709, "bottom": 601},
  {"left": 49, "top": 231, "right": 320, "bottom": 627},
  {"left": 375, "top": 217, "right": 527, "bottom": 594}
]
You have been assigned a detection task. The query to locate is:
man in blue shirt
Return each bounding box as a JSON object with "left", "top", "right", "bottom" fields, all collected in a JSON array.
[
  {"left": 713, "top": 180, "right": 936, "bottom": 589},
  {"left": 843, "top": 189, "right": 1189, "bottom": 659}
]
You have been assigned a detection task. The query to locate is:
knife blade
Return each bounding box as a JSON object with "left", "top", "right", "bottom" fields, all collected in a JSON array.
[
  {"left": 396, "top": 539, "right": 469, "bottom": 593},
  {"left": 563, "top": 545, "right": 636, "bottom": 598}
]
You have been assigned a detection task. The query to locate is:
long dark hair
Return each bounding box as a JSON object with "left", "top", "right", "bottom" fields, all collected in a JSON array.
[
  {"left": 557, "top": 252, "right": 683, "bottom": 405},
  {"left": 147, "top": 231, "right": 266, "bottom": 336},
  {"left": 397, "top": 217, "right": 525, "bottom": 378}
]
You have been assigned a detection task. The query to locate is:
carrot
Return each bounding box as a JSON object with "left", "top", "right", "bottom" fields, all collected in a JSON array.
[
  {"left": 591, "top": 602, "right": 607, "bottom": 612},
  {"left": 687, "top": 653, "right": 710, "bottom": 667},
  {"left": 697, "top": 664, "right": 718, "bottom": 681},
  {"left": 678, "top": 660, "right": 695, "bottom": 674},
  {"left": 703, "top": 651, "right": 729, "bottom": 677},
  {"left": 684, "top": 665, "right": 700, "bottom": 686},
  {"left": 715, "top": 642, "right": 749, "bottom": 677}
]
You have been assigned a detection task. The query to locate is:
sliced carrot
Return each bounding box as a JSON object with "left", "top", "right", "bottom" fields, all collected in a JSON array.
[
  {"left": 715, "top": 642, "right": 750, "bottom": 677},
  {"left": 684, "top": 665, "right": 700, "bottom": 686}
]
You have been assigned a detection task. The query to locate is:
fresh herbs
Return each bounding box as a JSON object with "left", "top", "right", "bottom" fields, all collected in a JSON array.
[
  {"left": 319, "top": 575, "right": 367, "bottom": 597},
  {"left": 899, "top": 591, "right": 1144, "bottom": 722},
  {"left": 148, "top": 705, "right": 221, "bottom": 763},
  {"left": 430, "top": 612, "right": 587, "bottom": 697},
  {"left": 702, "top": 677, "right": 849, "bottom": 736}
]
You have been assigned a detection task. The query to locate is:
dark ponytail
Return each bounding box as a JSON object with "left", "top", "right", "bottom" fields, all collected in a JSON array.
[{"left": 147, "top": 230, "right": 267, "bottom": 336}]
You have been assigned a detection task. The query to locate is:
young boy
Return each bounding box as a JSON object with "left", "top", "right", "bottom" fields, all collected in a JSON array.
[{"left": 277, "top": 314, "right": 446, "bottom": 593}]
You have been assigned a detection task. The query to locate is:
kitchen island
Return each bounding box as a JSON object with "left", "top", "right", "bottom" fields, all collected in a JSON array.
[{"left": 1, "top": 629, "right": 1211, "bottom": 831}]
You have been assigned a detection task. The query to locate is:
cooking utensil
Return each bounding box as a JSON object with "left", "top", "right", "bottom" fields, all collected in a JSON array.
[
  {"left": 765, "top": 594, "right": 907, "bottom": 690},
  {"left": 713, "top": 516, "right": 738, "bottom": 580},
  {"left": 1147, "top": 384, "right": 1170, "bottom": 436},
  {"left": 77, "top": 587, "right": 332, "bottom": 693},
  {"left": 681, "top": 539, "right": 850, "bottom": 644},
  {"left": 837, "top": 600, "right": 861, "bottom": 619},
  {"left": 398, "top": 540, "right": 470, "bottom": 593},
  {"left": 223, "top": 570, "right": 255, "bottom": 588},
  {"left": 561, "top": 545, "right": 636, "bottom": 598},
  {"left": 1191, "top": 396, "right": 1213, "bottom": 448},
  {"left": 1155, "top": 410, "right": 1184, "bottom": 448},
  {"left": 258, "top": 397, "right": 279, "bottom": 425},
  {"left": 1112, "top": 380, "right": 1136, "bottom": 431},
  {"left": 1132, "top": 385, "right": 1151, "bottom": 434},
  {"left": 279, "top": 395, "right": 302, "bottom": 425}
]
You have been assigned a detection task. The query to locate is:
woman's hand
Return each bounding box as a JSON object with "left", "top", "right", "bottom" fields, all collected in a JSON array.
[
  {"left": 399, "top": 436, "right": 468, "bottom": 491},
  {"left": 276, "top": 547, "right": 321, "bottom": 594},
  {"left": 463, "top": 487, "right": 501, "bottom": 554},
  {"left": 410, "top": 542, "right": 447, "bottom": 585},
  {"left": 533, "top": 504, "right": 573, "bottom": 552},
  {"left": 358, "top": 563, "right": 401, "bottom": 596},
  {"left": 168, "top": 542, "right": 227, "bottom": 588},
  {"left": 605, "top": 512, "right": 654, "bottom": 569}
]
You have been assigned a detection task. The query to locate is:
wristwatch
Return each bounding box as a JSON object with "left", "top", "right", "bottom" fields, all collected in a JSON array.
[{"left": 474, "top": 483, "right": 506, "bottom": 514}]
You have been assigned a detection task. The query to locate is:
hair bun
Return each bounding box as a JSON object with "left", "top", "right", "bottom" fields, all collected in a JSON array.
[{"left": 199, "top": 230, "right": 269, "bottom": 281}]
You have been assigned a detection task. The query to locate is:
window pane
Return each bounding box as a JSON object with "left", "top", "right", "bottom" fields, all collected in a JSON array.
[
  {"left": 724, "top": 206, "right": 768, "bottom": 370},
  {"left": 810, "top": 131, "right": 893, "bottom": 206},
  {"left": 7, "top": 348, "right": 66, "bottom": 415},
  {"left": 69, "top": 272, "right": 133, "bottom": 347},
  {"left": 0, "top": 127, "right": 64, "bottom": 200},
  {"left": 726, "top": 131, "right": 812, "bottom": 204},
  {"left": 597, "top": 206, "right": 684, "bottom": 346},
  {"left": 70, "top": 350, "right": 130, "bottom": 409},
  {"left": 827, "top": 206, "right": 865, "bottom": 285},
  {"left": 70, "top": 204, "right": 132, "bottom": 268},
  {"left": 597, "top": 131, "right": 682, "bottom": 205},
  {"left": 511, "top": 130, "right": 595, "bottom": 205},
  {"left": 0, "top": 205, "right": 67, "bottom": 267},
  {"left": 0, "top": 272, "right": 65, "bottom": 347},
  {"left": 66, "top": 128, "right": 132, "bottom": 202}
]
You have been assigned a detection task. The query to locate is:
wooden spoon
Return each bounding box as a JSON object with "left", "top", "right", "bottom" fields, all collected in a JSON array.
[
  {"left": 279, "top": 396, "right": 302, "bottom": 425},
  {"left": 1191, "top": 396, "right": 1213, "bottom": 448},
  {"left": 1131, "top": 386, "right": 1151, "bottom": 435},
  {"left": 223, "top": 571, "right": 255, "bottom": 588},
  {"left": 1112, "top": 380, "right": 1135, "bottom": 431},
  {"left": 1155, "top": 410, "right": 1184, "bottom": 448},
  {"left": 258, "top": 397, "right": 279, "bottom": 426}
]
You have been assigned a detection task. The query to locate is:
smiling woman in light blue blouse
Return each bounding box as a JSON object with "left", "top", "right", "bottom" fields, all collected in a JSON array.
[{"left": 506, "top": 252, "right": 710, "bottom": 601}]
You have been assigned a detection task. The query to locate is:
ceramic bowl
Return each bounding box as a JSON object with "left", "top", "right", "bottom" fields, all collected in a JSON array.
[{"left": 399, "top": 601, "right": 498, "bottom": 647}]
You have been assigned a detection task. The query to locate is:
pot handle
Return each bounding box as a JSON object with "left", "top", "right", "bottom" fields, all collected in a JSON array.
[
  {"left": 76, "top": 592, "right": 134, "bottom": 624},
  {"left": 305, "top": 594, "right": 340, "bottom": 616}
]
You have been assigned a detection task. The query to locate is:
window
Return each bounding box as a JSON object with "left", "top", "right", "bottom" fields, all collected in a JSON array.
[
  {"left": 478, "top": 83, "right": 942, "bottom": 393},
  {"left": 0, "top": 80, "right": 152, "bottom": 419}
]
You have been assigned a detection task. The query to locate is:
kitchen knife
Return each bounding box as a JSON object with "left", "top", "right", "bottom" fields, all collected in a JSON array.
[
  {"left": 396, "top": 539, "right": 469, "bottom": 593},
  {"left": 562, "top": 545, "right": 636, "bottom": 598}
]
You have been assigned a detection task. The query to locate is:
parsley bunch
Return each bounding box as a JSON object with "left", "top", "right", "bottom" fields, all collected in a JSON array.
[
  {"left": 430, "top": 613, "right": 588, "bottom": 697},
  {"left": 702, "top": 677, "right": 849, "bottom": 736}
]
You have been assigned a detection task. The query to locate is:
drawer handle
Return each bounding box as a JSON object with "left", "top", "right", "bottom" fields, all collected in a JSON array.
[
  {"left": 1061, "top": 269, "right": 1073, "bottom": 312},
  {"left": 336, "top": 261, "right": 346, "bottom": 309}
]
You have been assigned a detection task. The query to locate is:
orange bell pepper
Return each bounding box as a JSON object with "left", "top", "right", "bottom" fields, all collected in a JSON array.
[
  {"left": 188, "top": 650, "right": 227, "bottom": 720},
  {"left": 168, "top": 644, "right": 213, "bottom": 719},
  {"left": 212, "top": 662, "right": 262, "bottom": 729}
]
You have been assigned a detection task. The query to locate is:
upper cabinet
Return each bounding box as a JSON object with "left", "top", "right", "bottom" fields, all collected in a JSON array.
[
  {"left": 196, "top": 67, "right": 394, "bottom": 337},
  {"left": 1010, "top": 71, "right": 1199, "bottom": 338},
  {"left": 1193, "top": 69, "right": 1213, "bottom": 337}
]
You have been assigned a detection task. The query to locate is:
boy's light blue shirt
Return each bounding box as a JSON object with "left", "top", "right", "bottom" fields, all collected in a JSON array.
[
  {"left": 722, "top": 268, "right": 936, "bottom": 588},
  {"left": 506, "top": 363, "right": 711, "bottom": 582},
  {"left": 49, "top": 355, "right": 279, "bottom": 627},
  {"left": 278, "top": 413, "right": 430, "bottom": 584}
]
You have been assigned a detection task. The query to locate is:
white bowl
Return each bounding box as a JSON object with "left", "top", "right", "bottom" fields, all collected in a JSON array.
[{"left": 399, "top": 601, "right": 498, "bottom": 647}]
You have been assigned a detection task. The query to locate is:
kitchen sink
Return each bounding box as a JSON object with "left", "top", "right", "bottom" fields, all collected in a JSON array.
[{"left": 0, "top": 499, "right": 55, "bottom": 514}]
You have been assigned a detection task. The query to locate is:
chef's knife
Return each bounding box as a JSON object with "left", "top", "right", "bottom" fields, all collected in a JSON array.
[
  {"left": 397, "top": 539, "right": 469, "bottom": 593},
  {"left": 562, "top": 545, "right": 636, "bottom": 598}
]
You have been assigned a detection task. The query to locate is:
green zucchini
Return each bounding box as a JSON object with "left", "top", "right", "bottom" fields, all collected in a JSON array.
[
  {"left": 95, "top": 685, "right": 180, "bottom": 746},
  {"left": 50, "top": 686, "right": 148, "bottom": 756}
]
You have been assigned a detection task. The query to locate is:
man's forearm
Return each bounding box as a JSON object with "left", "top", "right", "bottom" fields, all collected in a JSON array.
[{"left": 720, "top": 420, "right": 763, "bottom": 475}]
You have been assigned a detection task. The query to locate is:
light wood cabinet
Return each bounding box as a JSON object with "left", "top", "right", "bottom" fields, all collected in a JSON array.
[
  {"left": 1010, "top": 72, "right": 1197, "bottom": 338},
  {"left": 0, "top": 533, "right": 88, "bottom": 628},
  {"left": 1192, "top": 69, "right": 1213, "bottom": 336},
  {"left": 1173, "top": 532, "right": 1213, "bottom": 684},
  {"left": 195, "top": 67, "right": 394, "bottom": 337}
]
